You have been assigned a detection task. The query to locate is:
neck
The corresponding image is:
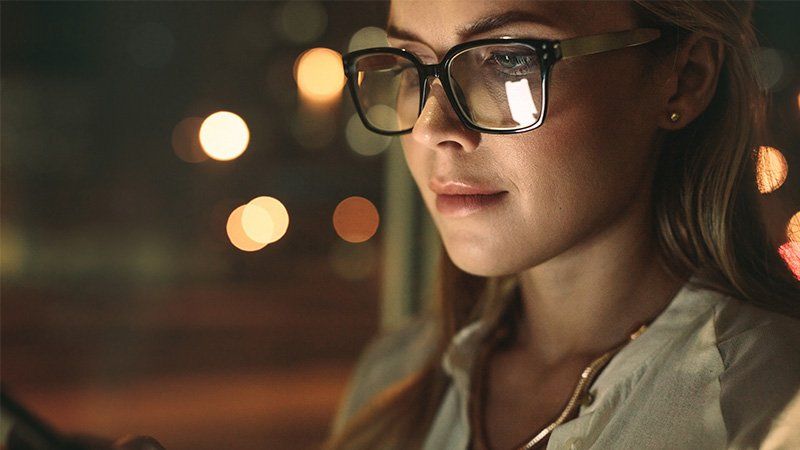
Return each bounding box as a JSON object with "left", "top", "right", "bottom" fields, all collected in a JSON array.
[{"left": 512, "top": 201, "right": 686, "bottom": 368}]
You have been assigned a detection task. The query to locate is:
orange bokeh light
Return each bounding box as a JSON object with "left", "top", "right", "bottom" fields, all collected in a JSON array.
[
  {"left": 787, "top": 211, "right": 800, "bottom": 243},
  {"left": 199, "top": 111, "right": 250, "bottom": 161},
  {"left": 294, "top": 47, "right": 346, "bottom": 103},
  {"left": 778, "top": 242, "right": 800, "bottom": 281},
  {"left": 248, "top": 196, "right": 290, "bottom": 244},
  {"left": 333, "top": 196, "right": 380, "bottom": 243},
  {"left": 227, "top": 205, "right": 267, "bottom": 252},
  {"left": 755, "top": 146, "right": 788, "bottom": 194}
]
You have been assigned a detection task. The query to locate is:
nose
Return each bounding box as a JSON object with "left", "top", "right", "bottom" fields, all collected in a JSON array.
[{"left": 410, "top": 77, "right": 481, "bottom": 153}]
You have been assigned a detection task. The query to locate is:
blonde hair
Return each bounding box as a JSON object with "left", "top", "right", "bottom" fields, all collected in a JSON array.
[{"left": 322, "top": 2, "right": 800, "bottom": 449}]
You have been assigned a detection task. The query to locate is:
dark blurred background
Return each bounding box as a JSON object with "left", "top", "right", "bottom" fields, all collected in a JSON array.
[{"left": 1, "top": 2, "right": 798, "bottom": 450}]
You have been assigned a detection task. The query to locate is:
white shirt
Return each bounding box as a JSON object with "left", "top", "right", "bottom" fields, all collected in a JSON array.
[{"left": 330, "top": 279, "right": 800, "bottom": 449}]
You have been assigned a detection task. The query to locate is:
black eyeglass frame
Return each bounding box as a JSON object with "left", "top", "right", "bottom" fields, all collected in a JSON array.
[{"left": 342, "top": 28, "right": 661, "bottom": 136}]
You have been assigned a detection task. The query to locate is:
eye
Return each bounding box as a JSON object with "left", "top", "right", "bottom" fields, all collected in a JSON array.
[{"left": 486, "top": 51, "right": 538, "bottom": 76}]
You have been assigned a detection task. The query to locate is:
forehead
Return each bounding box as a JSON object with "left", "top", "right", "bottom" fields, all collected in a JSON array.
[{"left": 387, "top": 0, "right": 637, "bottom": 50}]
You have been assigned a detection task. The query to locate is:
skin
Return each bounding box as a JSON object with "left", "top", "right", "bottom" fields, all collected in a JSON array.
[{"left": 388, "top": 1, "right": 723, "bottom": 447}]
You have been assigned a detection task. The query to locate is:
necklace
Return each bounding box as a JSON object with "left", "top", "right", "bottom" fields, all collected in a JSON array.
[{"left": 468, "top": 322, "right": 650, "bottom": 450}]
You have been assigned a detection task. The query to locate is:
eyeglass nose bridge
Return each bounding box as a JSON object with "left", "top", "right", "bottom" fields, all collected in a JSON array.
[{"left": 417, "top": 62, "right": 453, "bottom": 114}]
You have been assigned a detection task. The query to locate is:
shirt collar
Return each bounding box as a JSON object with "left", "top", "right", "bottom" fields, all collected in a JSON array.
[{"left": 440, "top": 276, "right": 727, "bottom": 406}]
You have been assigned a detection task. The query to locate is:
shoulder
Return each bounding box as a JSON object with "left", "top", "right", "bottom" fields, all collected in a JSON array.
[
  {"left": 713, "top": 294, "right": 800, "bottom": 374},
  {"left": 329, "top": 314, "right": 438, "bottom": 434},
  {"left": 712, "top": 295, "right": 800, "bottom": 448}
]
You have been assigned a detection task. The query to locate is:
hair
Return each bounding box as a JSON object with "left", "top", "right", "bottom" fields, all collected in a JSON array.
[{"left": 321, "top": 1, "right": 800, "bottom": 449}]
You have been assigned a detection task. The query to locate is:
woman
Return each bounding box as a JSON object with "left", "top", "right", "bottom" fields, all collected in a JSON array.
[{"left": 325, "top": 1, "right": 800, "bottom": 449}]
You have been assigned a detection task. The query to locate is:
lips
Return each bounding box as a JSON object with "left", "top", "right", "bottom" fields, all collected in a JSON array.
[
  {"left": 428, "top": 178, "right": 506, "bottom": 196},
  {"left": 429, "top": 178, "right": 508, "bottom": 217},
  {"left": 435, "top": 192, "right": 508, "bottom": 217}
]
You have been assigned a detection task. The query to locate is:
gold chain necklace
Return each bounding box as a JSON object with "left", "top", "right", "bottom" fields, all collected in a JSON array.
[{"left": 468, "top": 323, "right": 650, "bottom": 450}]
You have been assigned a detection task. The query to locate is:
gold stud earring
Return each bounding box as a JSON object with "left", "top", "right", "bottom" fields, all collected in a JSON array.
[{"left": 669, "top": 112, "right": 681, "bottom": 123}]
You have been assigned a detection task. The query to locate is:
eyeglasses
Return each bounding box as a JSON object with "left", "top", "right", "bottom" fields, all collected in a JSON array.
[{"left": 342, "top": 28, "right": 661, "bottom": 135}]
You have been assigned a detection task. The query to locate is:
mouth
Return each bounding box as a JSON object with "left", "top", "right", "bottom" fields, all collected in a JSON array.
[
  {"left": 428, "top": 178, "right": 504, "bottom": 196},
  {"left": 434, "top": 192, "right": 508, "bottom": 218}
]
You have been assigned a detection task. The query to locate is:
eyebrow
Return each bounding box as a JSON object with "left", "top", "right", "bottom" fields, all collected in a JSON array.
[{"left": 386, "top": 10, "right": 554, "bottom": 46}]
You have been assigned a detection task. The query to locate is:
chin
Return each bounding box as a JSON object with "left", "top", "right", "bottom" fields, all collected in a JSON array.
[{"left": 442, "top": 238, "right": 521, "bottom": 278}]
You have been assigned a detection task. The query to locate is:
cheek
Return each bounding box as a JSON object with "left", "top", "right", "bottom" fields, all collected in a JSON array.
[
  {"left": 400, "top": 135, "right": 429, "bottom": 187},
  {"left": 490, "top": 71, "right": 658, "bottom": 256},
  {"left": 549, "top": 56, "right": 658, "bottom": 146},
  {"left": 533, "top": 59, "right": 658, "bottom": 193}
]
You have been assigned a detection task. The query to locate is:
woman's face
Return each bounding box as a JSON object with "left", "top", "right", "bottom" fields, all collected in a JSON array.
[{"left": 389, "top": 0, "right": 666, "bottom": 277}]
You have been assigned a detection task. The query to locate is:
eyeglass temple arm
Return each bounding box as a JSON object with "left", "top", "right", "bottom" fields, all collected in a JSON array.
[{"left": 557, "top": 28, "right": 661, "bottom": 59}]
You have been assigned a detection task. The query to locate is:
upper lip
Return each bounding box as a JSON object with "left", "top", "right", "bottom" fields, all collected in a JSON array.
[{"left": 429, "top": 178, "right": 506, "bottom": 195}]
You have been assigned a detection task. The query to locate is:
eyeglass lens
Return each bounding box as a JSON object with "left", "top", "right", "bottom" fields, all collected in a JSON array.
[{"left": 351, "top": 43, "right": 543, "bottom": 133}]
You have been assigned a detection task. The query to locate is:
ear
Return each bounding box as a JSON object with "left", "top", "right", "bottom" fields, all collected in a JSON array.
[{"left": 658, "top": 32, "right": 725, "bottom": 130}]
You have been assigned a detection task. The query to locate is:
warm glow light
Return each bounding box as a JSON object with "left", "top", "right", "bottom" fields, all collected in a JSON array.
[
  {"left": 172, "top": 117, "right": 208, "bottom": 163},
  {"left": 242, "top": 203, "right": 275, "bottom": 245},
  {"left": 227, "top": 205, "right": 267, "bottom": 252},
  {"left": 778, "top": 242, "right": 800, "bottom": 280},
  {"left": 788, "top": 211, "right": 800, "bottom": 243},
  {"left": 295, "top": 48, "right": 346, "bottom": 103},
  {"left": 755, "top": 146, "right": 788, "bottom": 194},
  {"left": 333, "top": 196, "right": 380, "bottom": 243},
  {"left": 247, "top": 196, "right": 290, "bottom": 244},
  {"left": 199, "top": 111, "right": 250, "bottom": 161}
]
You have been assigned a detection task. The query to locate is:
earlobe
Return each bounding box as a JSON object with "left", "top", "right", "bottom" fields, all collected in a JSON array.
[{"left": 659, "top": 32, "right": 725, "bottom": 130}]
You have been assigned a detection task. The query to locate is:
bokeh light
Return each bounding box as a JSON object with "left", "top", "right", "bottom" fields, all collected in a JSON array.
[
  {"left": 778, "top": 242, "right": 800, "bottom": 280},
  {"left": 345, "top": 113, "right": 391, "bottom": 156},
  {"left": 753, "top": 47, "right": 792, "bottom": 92},
  {"left": 366, "top": 105, "right": 400, "bottom": 132},
  {"left": 241, "top": 202, "right": 275, "bottom": 246},
  {"left": 788, "top": 211, "right": 800, "bottom": 243},
  {"left": 348, "top": 26, "right": 389, "bottom": 53},
  {"left": 333, "top": 196, "right": 380, "bottom": 243},
  {"left": 329, "top": 239, "right": 378, "bottom": 280},
  {"left": 247, "top": 196, "right": 290, "bottom": 244},
  {"left": 294, "top": 48, "right": 346, "bottom": 103},
  {"left": 275, "top": 0, "right": 327, "bottom": 44},
  {"left": 226, "top": 205, "right": 267, "bottom": 252},
  {"left": 199, "top": 111, "right": 250, "bottom": 161},
  {"left": 171, "top": 117, "right": 208, "bottom": 163},
  {"left": 755, "top": 146, "right": 788, "bottom": 194}
]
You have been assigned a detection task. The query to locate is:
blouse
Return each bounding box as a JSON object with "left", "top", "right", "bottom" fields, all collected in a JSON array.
[{"left": 329, "top": 278, "right": 800, "bottom": 449}]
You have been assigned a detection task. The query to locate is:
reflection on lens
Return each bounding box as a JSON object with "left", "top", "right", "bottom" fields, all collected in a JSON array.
[
  {"left": 449, "top": 43, "right": 542, "bottom": 130},
  {"left": 504, "top": 78, "right": 539, "bottom": 127}
]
